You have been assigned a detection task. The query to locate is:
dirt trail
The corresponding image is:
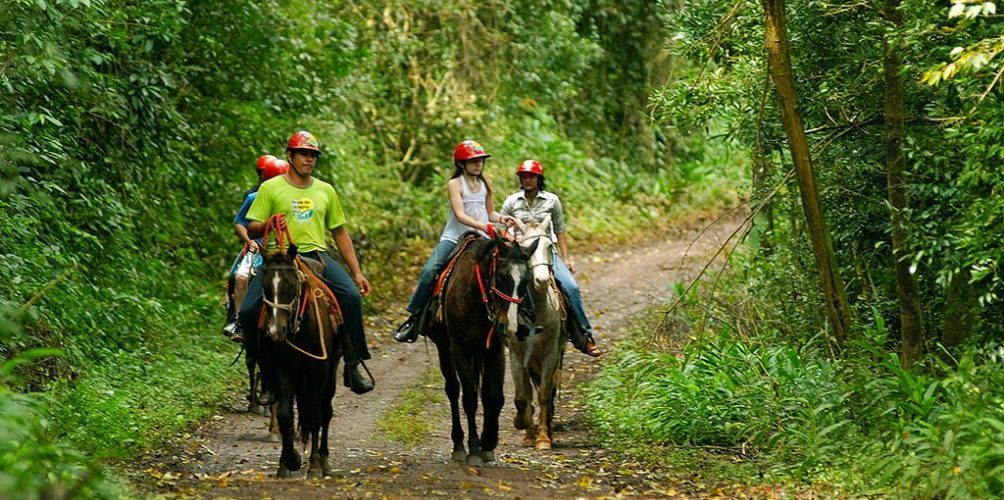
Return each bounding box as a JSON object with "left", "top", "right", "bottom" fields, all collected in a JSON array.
[{"left": 139, "top": 215, "right": 746, "bottom": 498}]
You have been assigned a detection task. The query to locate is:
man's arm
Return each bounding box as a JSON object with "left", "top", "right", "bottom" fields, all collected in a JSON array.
[
  {"left": 331, "top": 225, "right": 371, "bottom": 297},
  {"left": 247, "top": 220, "right": 266, "bottom": 238},
  {"left": 234, "top": 224, "right": 258, "bottom": 252}
]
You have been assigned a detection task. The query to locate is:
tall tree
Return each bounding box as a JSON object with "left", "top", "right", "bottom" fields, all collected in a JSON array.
[
  {"left": 882, "top": 0, "right": 924, "bottom": 368},
  {"left": 761, "top": 0, "right": 853, "bottom": 345}
]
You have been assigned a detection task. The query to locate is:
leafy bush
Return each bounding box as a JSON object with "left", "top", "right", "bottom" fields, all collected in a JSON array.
[{"left": 587, "top": 305, "right": 1004, "bottom": 496}]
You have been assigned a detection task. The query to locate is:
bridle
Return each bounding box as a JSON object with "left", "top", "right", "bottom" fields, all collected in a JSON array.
[
  {"left": 518, "top": 232, "right": 554, "bottom": 270},
  {"left": 474, "top": 247, "right": 529, "bottom": 348},
  {"left": 261, "top": 264, "right": 307, "bottom": 339}
]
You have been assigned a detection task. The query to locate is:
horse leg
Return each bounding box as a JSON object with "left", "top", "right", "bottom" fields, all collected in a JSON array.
[
  {"left": 535, "top": 360, "right": 561, "bottom": 450},
  {"left": 317, "top": 382, "right": 334, "bottom": 477},
  {"left": 479, "top": 348, "right": 505, "bottom": 464},
  {"left": 456, "top": 355, "right": 483, "bottom": 466},
  {"left": 306, "top": 379, "right": 333, "bottom": 479},
  {"left": 275, "top": 377, "right": 301, "bottom": 478},
  {"left": 508, "top": 342, "right": 536, "bottom": 446},
  {"left": 268, "top": 403, "right": 280, "bottom": 442},
  {"left": 436, "top": 341, "right": 465, "bottom": 461}
]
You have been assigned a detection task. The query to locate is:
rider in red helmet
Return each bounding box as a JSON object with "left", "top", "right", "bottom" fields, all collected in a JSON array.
[
  {"left": 394, "top": 140, "right": 517, "bottom": 343},
  {"left": 501, "top": 159, "right": 601, "bottom": 357},
  {"left": 240, "top": 130, "right": 375, "bottom": 396},
  {"left": 224, "top": 156, "right": 290, "bottom": 341}
]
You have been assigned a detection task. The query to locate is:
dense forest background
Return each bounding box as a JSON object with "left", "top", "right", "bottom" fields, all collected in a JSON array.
[{"left": 1, "top": 0, "right": 1001, "bottom": 497}]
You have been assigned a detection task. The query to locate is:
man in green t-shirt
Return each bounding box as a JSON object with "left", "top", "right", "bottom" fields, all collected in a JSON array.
[{"left": 239, "top": 130, "right": 374, "bottom": 395}]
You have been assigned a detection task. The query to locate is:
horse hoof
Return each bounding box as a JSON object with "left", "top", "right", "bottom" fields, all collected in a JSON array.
[
  {"left": 451, "top": 449, "right": 467, "bottom": 462},
  {"left": 466, "top": 454, "right": 484, "bottom": 467},
  {"left": 283, "top": 452, "right": 302, "bottom": 472},
  {"left": 307, "top": 467, "right": 322, "bottom": 480},
  {"left": 535, "top": 440, "right": 552, "bottom": 450},
  {"left": 276, "top": 466, "right": 291, "bottom": 478},
  {"left": 481, "top": 450, "right": 495, "bottom": 463},
  {"left": 522, "top": 435, "right": 535, "bottom": 447},
  {"left": 513, "top": 415, "right": 530, "bottom": 430}
]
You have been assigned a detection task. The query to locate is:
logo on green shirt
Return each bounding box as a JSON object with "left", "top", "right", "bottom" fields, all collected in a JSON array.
[{"left": 291, "top": 197, "right": 316, "bottom": 222}]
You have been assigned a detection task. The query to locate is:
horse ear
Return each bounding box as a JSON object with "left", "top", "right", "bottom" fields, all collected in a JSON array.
[
  {"left": 525, "top": 239, "right": 540, "bottom": 257},
  {"left": 287, "top": 244, "right": 298, "bottom": 259}
]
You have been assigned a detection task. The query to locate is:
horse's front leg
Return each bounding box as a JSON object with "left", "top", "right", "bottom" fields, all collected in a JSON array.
[
  {"left": 309, "top": 381, "right": 336, "bottom": 478},
  {"left": 456, "top": 354, "right": 483, "bottom": 466},
  {"left": 435, "top": 339, "right": 465, "bottom": 461},
  {"left": 507, "top": 340, "right": 536, "bottom": 445},
  {"left": 535, "top": 355, "right": 562, "bottom": 450},
  {"left": 274, "top": 376, "right": 301, "bottom": 478},
  {"left": 479, "top": 347, "right": 506, "bottom": 464}
]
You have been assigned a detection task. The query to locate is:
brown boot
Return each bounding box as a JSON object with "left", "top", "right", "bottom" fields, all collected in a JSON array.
[{"left": 579, "top": 333, "right": 601, "bottom": 357}]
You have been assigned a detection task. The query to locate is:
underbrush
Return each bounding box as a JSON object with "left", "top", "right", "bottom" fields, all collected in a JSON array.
[{"left": 586, "top": 296, "right": 1004, "bottom": 497}]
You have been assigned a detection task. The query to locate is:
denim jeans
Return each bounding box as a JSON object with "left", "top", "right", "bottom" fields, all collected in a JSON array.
[
  {"left": 406, "top": 239, "right": 458, "bottom": 314},
  {"left": 552, "top": 251, "right": 594, "bottom": 336},
  {"left": 240, "top": 251, "right": 370, "bottom": 361}
]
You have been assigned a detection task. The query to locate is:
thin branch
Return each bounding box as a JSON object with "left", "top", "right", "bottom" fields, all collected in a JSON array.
[
  {"left": 20, "top": 264, "right": 80, "bottom": 312},
  {"left": 660, "top": 168, "right": 795, "bottom": 322}
]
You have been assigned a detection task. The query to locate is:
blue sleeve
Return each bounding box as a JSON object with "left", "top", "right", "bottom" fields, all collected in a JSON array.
[{"left": 233, "top": 192, "right": 256, "bottom": 226}]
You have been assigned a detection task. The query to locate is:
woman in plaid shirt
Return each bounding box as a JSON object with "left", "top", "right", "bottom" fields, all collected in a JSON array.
[{"left": 500, "top": 160, "right": 601, "bottom": 357}]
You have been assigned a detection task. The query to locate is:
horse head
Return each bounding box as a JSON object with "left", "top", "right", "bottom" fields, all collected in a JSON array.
[
  {"left": 476, "top": 233, "right": 538, "bottom": 337},
  {"left": 260, "top": 244, "right": 307, "bottom": 342},
  {"left": 514, "top": 214, "right": 554, "bottom": 290}
]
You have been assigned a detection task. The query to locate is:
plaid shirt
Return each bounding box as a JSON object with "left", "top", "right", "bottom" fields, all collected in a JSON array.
[{"left": 500, "top": 190, "right": 566, "bottom": 239}]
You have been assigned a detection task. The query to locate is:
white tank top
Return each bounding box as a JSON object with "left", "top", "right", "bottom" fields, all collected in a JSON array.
[{"left": 440, "top": 177, "right": 489, "bottom": 243}]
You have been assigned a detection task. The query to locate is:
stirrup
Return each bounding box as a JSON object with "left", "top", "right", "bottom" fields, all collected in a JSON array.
[
  {"left": 394, "top": 315, "right": 419, "bottom": 343},
  {"left": 344, "top": 362, "right": 374, "bottom": 394}
]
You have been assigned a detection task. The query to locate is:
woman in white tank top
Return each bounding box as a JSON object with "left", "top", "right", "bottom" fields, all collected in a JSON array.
[{"left": 395, "top": 140, "right": 515, "bottom": 342}]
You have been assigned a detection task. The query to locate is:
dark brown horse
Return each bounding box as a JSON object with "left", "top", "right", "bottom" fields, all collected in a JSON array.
[
  {"left": 428, "top": 233, "right": 537, "bottom": 466},
  {"left": 256, "top": 246, "right": 342, "bottom": 478}
]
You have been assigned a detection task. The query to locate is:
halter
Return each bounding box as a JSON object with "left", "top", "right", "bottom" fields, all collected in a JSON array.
[
  {"left": 475, "top": 248, "right": 527, "bottom": 349},
  {"left": 517, "top": 232, "right": 554, "bottom": 270},
  {"left": 257, "top": 214, "right": 345, "bottom": 361},
  {"left": 261, "top": 264, "right": 307, "bottom": 343}
]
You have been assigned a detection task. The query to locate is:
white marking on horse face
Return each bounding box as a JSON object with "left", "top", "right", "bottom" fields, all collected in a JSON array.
[
  {"left": 506, "top": 264, "right": 523, "bottom": 336},
  {"left": 269, "top": 273, "right": 282, "bottom": 339}
]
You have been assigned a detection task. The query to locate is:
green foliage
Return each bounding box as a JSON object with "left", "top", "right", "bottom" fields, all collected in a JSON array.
[
  {"left": 2, "top": 0, "right": 727, "bottom": 493},
  {"left": 0, "top": 304, "right": 121, "bottom": 498},
  {"left": 587, "top": 305, "right": 1004, "bottom": 496}
]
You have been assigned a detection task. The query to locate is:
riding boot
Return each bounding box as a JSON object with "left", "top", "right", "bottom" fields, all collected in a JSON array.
[
  {"left": 394, "top": 313, "right": 420, "bottom": 343},
  {"left": 515, "top": 293, "right": 537, "bottom": 341},
  {"left": 341, "top": 334, "right": 374, "bottom": 394},
  {"left": 566, "top": 316, "right": 601, "bottom": 357},
  {"left": 345, "top": 363, "right": 373, "bottom": 394}
]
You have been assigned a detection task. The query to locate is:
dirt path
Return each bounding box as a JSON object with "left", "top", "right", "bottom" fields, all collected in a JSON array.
[{"left": 139, "top": 215, "right": 746, "bottom": 498}]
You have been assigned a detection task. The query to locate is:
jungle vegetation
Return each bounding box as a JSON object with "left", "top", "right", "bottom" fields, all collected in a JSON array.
[{"left": 1, "top": 0, "right": 1001, "bottom": 497}]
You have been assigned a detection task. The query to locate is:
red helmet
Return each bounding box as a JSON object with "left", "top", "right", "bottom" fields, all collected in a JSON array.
[
  {"left": 262, "top": 158, "right": 289, "bottom": 180},
  {"left": 453, "top": 140, "right": 491, "bottom": 162},
  {"left": 256, "top": 154, "right": 277, "bottom": 172},
  {"left": 286, "top": 130, "right": 321, "bottom": 154},
  {"left": 516, "top": 159, "right": 544, "bottom": 176}
]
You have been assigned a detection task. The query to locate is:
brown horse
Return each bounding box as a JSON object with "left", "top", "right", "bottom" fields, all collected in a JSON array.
[
  {"left": 427, "top": 232, "right": 538, "bottom": 466},
  {"left": 256, "top": 246, "right": 342, "bottom": 478}
]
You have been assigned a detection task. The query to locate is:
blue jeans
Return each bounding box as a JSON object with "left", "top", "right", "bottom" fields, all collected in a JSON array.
[
  {"left": 406, "top": 240, "right": 458, "bottom": 314},
  {"left": 553, "top": 252, "right": 594, "bottom": 337},
  {"left": 240, "top": 251, "right": 370, "bottom": 361}
]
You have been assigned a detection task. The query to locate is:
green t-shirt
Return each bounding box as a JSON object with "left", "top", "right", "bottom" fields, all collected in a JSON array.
[{"left": 246, "top": 176, "right": 346, "bottom": 253}]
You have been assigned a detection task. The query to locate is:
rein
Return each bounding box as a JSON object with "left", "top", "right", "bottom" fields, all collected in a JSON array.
[
  {"left": 258, "top": 214, "right": 344, "bottom": 361},
  {"left": 475, "top": 248, "right": 525, "bottom": 349}
]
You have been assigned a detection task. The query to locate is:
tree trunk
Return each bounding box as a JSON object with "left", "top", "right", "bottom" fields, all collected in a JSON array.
[
  {"left": 943, "top": 268, "right": 975, "bottom": 351},
  {"left": 762, "top": 0, "right": 853, "bottom": 346},
  {"left": 883, "top": 0, "right": 925, "bottom": 369}
]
